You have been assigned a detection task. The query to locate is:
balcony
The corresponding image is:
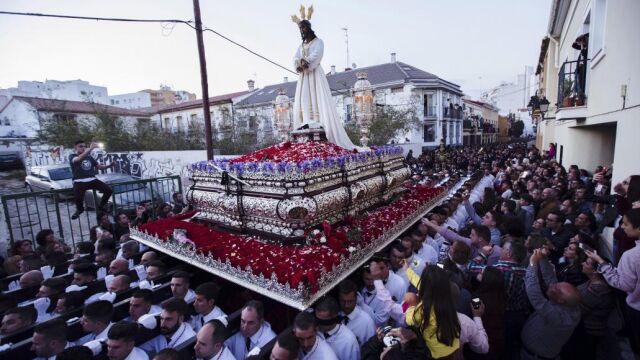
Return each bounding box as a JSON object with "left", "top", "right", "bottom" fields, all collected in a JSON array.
[
  {"left": 556, "top": 59, "right": 588, "bottom": 120},
  {"left": 443, "top": 106, "right": 463, "bottom": 119}
]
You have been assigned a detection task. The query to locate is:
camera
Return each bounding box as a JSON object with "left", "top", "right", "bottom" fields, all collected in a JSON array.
[
  {"left": 471, "top": 298, "right": 482, "bottom": 310},
  {"left": 381, "top": 326, "right": 400, "bottom": 348}
]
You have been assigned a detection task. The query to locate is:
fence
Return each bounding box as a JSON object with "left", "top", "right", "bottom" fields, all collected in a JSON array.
[{"left": 1, "top": 176, "right": 182, "bottom": 248}]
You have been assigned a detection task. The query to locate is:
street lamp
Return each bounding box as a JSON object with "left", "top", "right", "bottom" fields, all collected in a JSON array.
[
  {"left": 527, "top": 93, "right": 550, "bottom": 120},
  {"left": 353, "top": 71, "right": 374, "bottom": 147},
  {"left": 274, "top": 89, "right": 291, "bottom": 141}
]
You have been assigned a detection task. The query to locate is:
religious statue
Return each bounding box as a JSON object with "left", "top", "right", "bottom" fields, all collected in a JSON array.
[{"left": 291, "top": 5, "right": 359, "bottom": 150}]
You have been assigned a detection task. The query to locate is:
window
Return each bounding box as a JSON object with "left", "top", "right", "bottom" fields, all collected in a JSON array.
[
  {"left": 590, "top": 0, "right": 607, "bottom": 64},
  {"left": 345, "top": 104, "right": 352, "bottom": 123},
  {"left": 190, "top": 114, "right": 197, "bottom": 123},
  {"left": 176, "top": 116, "right": 184, "bottom": 132},
  {"left": 163, "top": 117, "right": 171, "bottom": 129},
  {"left": 3, "top": 117, "right": 10, "bottom": 126},
  {"left": 423, "top": 123, "right": 436, "bottom": 142},
  {"left": 424, "top": 94, "right": 436, "bottom": 117}
]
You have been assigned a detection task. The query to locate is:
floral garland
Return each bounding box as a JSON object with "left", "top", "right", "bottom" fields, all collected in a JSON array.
[
  {"left": 138, "top": 184, "right": 443, "bottom": 292},
  {"left": 190, "top": 141, "right": 404, "bottom": 175}
]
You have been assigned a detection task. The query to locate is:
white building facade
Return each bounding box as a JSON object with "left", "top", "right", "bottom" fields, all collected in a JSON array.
[
  {"left": 0, "top": 80, "right": 109, "bottom": 104},
  {"left": 109, "top": 92, "right": 152, "bottom": 109},
  {"left": 234, "top": 56, "right": 465, "bottom": 154},
  {"left": 535, "top": 0, "right": 640, "bottom": 186}
]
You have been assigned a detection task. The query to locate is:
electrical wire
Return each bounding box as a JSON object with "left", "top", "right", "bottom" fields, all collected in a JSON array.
[{"left": 0, "top": 10, "right": 192, "bottom": 24}]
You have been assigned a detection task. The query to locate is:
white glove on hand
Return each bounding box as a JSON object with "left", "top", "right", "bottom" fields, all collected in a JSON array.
[
  {"left": 0, "top": 343, "right": 11, "bottom": 352},
  {"left": 99, "top": 291, "right": 117, "bottom": 303},
  {"left": 97, "top": 267, "right": 107, "bottom": 280},
  {"left": 34, "top": 297, "right": 51, "bottom": 315},
  {"left": 8, "top": 280, "right": 20, "bottom": 291},
  {"left": 138, "top": 314, "right": 157, "bottom": 330},
  {"left": 134, "top": 265, "right": 147, "bottom": 281},
  {"left": 104, "top": 274, "right": 115, "bottom": 289},
  {"left": 247, "top": 347, "right": 261, "bottom": 357},
  {"left": 40, "top": 265, "right": 54, "bottom": 279},
  {"left": 65, "top": 285, "right": 87, "bottom": 293},
  {"left": 138, "top": 280, "right": 153, "bottom": 290},
  {"left": 84, "top": 339, "right": 103, "bottom": 356}
]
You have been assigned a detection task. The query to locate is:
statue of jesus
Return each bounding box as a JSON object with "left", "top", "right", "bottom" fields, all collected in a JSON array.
[{"left": 292, "top": 18, "right": 359, "bottom": 150}]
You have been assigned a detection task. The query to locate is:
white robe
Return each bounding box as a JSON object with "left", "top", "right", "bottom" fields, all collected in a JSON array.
[
  {"left": 339, "top": 306, "right": 376, "bottom": 345},
  {"left": 318, "top": 324, "right": 360, "bottom": 360},
  {"left": 299, "top": 335, "right": 338, "bottom": 360},
  {"left": 293, "top": 37, "right": 358, "bottom": 150},
  {"left": 225, "top": 321, "right": 276, "bottom": 359},
  {"left": 140, "top": 322, "right": 196, "bottom": 355},
  {"left": 190, "top": 305, "right": 227, "bottom": 333}
]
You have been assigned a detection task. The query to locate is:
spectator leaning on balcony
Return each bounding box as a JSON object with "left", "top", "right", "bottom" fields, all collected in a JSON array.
[{"left": 69, "top": 140, "right": 115, "bottom": 220}]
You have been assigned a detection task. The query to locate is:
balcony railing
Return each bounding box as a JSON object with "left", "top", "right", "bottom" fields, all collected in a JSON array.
[
  {"left": 557, "top": 59, "right": 589, "bottom": 109},
  {"left": 443, "top": 106, "right": 463, "bottom": 119}
]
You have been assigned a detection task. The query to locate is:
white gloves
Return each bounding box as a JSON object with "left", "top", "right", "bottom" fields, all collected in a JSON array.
[
  {"left": 247, "top": 347, "right": 261, "bottom": 357},
  {"left": 40, "top": 265, "right": 54, "bottom": 280},
  {"left": 34, "top": 297, "right": 51, "bottom": 315},
  {"left": 104, "top": 274, "right": 114, "bottom": 289},
  {"left": 99, "top": 292, "right": 117, "bottom": 303},
  {"left": 84, "top": 340, "right": 103, "bottom": 355},
  {"left": 8, "top": 280, "right": 20, "bottom": 291},
  {"left": 138, "top": 280, "right": 153, "bottom": 290},
  {"left": 65, "top": 285, "right": 87, "bottom": 293},
  {"left": 0, "top": 343, "right": 11, "bottom": 352},
  {"left": 97, "top": 267, "right": 107, "bottom": 280},
  {"left": 134, "top": 265, "right": 147, "bottom": 281},
  {"left": 138, "top": 314, "right": 157, "bottom": 330}
]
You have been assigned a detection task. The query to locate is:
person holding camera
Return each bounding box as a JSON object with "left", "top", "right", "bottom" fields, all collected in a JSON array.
[{"left": 69, "top": 140, "right": 115, "bottom": 219}]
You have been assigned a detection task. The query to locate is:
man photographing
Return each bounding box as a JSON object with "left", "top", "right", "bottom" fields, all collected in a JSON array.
[{"left": 69, "top": 140, "right": 115, "bottom": 219}]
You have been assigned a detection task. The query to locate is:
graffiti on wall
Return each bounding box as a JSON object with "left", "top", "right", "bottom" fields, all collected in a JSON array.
[{"left": 22, "top": 146, "right": 197, "bottom": 186}]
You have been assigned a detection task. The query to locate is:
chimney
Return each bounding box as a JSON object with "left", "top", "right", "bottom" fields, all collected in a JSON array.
[
  {"left": 247, "top": 79, "right": 255, "bottom": 91},
  {"left": 391, "top": 52, "right": 396, "bottom": 63},
  {"left": 330, "top": 65, "right": 336, "bottom": 75},
  {"left": 283, "top": 77, "right": 288, "bottom": 83}
]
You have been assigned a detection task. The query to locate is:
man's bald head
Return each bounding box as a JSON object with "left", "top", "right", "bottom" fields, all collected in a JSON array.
[
  {"left": 108, "top": 259, "right": 129, "bottom": 276},
  {"left": 140, "top": 251, "right": 158, "bottom": 266},
  {"left": 20, "top": 270, "right": 44, "bottom": 288},
  {"left": 108, "top": 275, "right": 131, "bottom": 293},
  {"left": 547, "top": 282, "right": 581, "bottom": 306}
]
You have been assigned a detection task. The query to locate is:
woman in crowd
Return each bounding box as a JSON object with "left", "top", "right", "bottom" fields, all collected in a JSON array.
[
  {"left": 556, "top": 242, "right": 588, "bottom": 286},
  {"left": 34, "top": 229, "right": 56, "bottom": 256},
  {"left": 468, "top": 266, "right": 505, "bottom": 360}
]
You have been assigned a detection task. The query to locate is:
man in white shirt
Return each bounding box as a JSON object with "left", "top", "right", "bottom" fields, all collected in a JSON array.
[
  {"left": 358, "top": 267, "right": 390, "bottom": 326},
  {"left": 106, "top": 321, "right": 149, "bottom": 360},
  {"left": 194, "top": 319, "right": 236, "bottom": 360},
  {"left": 140, "top": 297, "right": 196, "bottom": 356},
  {"left": 126, "top": 289, "right": 161, "bottom": 322},
  {"left": 293, "top": 311, "right": 337, "bottom": 360},
  {"left": 269, "top": 332, "right": 300, "bottom": 360},
  {"left": 315, "top": 296, "right": 360, "bottom": 360},
  {"left": 225, "top": 300, "right": 276, "bottom": 359},
  {"left": 190, "top": 282, "right": 227, "bottom": 333},
  {"left": 371, "top": 254, "right": 406, "bottom": 303},
  {"left": 337, "top": 280, "right": 375, "bottom": 345},
  {"left": 170, "top": 271, "right": 196, "bottom": 304},
  {"left": 76, "top": 300, "right": 113, "bottom": 345},
  {"left": 31, "top": 318, "right": 72, "bottom": 360}
]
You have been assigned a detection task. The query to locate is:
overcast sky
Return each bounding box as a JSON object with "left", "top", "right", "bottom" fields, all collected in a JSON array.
[{"left": 0, "top": 0, "right": 551, "bottom": 99}]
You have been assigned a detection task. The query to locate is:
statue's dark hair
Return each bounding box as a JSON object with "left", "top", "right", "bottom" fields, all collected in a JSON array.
[{"left": 298, "top": 20, "right": 316, "bottom": 41}]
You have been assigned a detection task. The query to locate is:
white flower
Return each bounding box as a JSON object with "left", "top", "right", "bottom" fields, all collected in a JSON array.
[
  {"left": 319, "top": 236, "right": 327, "bottom": 243},
  {"left": 348, "top": 246, "right": 356, "bottom": 253},
  {"left": 313, "top": 229, "right": 321, "bottom": 236}
]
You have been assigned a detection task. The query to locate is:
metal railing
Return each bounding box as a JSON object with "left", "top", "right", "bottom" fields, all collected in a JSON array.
[
  {"left": 443, "top": 106, "right": 463, "bottom": 119},
  {"left": 1, "top": 176, "right": 182, "bottom": 248},
  {"left": 557, "top": 59, "right": 589, "bottom": 108}
]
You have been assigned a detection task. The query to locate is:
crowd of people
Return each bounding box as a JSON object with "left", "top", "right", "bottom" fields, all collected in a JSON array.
[{"left": 0, "top": 141, "right": 639, "bottom": 360}]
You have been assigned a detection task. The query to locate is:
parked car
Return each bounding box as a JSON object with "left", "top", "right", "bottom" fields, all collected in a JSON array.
[
  {"left": 0, "top": 153, "right": 24, "bottom": 170},
  {"left": 84, "top": 173, "right": 162, "bottom": 212},
  {"left": 24, "top": 165, "right": 74, "bottom": 198}
]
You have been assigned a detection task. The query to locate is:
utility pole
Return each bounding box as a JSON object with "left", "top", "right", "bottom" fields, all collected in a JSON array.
[
  {"left": 342, "top": 27, "right": 350, "bottom": 69},
  {"left": 193, "top": 0, "right": 214, "bottom": 160}
]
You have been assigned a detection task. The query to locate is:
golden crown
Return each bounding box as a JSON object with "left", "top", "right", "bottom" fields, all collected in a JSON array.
[{"left": 291, "top": 5, "right": 314, "bottom": 24}]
